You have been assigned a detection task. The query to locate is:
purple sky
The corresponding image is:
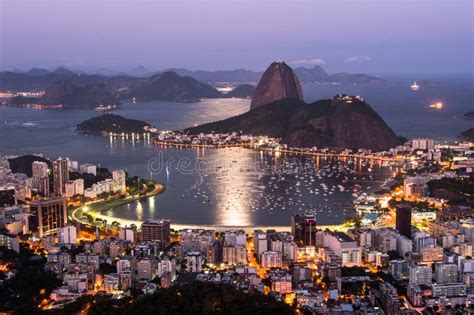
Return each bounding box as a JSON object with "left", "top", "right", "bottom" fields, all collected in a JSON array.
[{"left": 1, "top": 0, "right": 473, "bottom": 74}]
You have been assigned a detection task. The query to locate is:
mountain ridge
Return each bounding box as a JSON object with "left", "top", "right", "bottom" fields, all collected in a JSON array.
[{"left": 185, "top": 95, "right": 402, "bottom": 151}]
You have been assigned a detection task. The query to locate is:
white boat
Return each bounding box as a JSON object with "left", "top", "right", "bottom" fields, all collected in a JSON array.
[{"left": 410, "top": 81, "right": 419, "bottom": 91}]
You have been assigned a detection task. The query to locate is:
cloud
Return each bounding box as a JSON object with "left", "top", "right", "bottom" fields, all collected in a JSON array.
[
  {"left": 344, "top": 55, "right": 372, "bottom": 64},
  {"left": 289, "top": 58, "right": 327, "bottom": 66}
]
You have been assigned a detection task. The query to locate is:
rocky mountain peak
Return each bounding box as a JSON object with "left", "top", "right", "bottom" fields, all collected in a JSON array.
[{"left": 250, "top": 61, "right": 304, "bottom": 110}]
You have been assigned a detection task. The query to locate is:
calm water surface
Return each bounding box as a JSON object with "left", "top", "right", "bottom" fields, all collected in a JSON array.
[{"left": 1, "top": 79, "right": 472, "bottom": 226}]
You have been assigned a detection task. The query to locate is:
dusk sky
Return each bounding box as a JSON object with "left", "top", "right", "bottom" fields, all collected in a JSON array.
[{"left": 1, "top": 0, "right": 473, "bottom": 74}]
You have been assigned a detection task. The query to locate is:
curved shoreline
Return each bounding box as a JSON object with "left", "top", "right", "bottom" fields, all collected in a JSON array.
[
  {"left": 70, "top": 182, "right": 165, "bottom": 226},
  {"left": 71, "top": 143, "right": 395, "bottom": 232}
]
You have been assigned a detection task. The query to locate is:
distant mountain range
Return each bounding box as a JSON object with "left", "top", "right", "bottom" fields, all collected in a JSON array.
[
  {"left": 123, "top": 71, "right": 222, "bottom": 102},
  {"left": 5, "top": 71, "right": 254, "bottom": 107},
  {"left": 1, "top": 63, "right": 383, "bottom": 109},
  {"left": 1, "top": 64, "right": 384, "bottom": 90},
  {"left": 10, "top": 79, "right": 118, "bottom": 109},
  {"left": 160, "top": 66, "right": 383, "bottom": 85}
]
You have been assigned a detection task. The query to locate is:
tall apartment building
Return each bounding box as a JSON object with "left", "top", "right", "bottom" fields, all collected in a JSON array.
[
  {"left": 412, "top": 138, "right": 435, "bottom": 151},
  {"left": 396, "top": 204, "right": 412, "bottom": 239},
  {"left": 140, "top": 219, "right": 171, "bottom": 248},
  {"left": 53, "top": 157, "right": 69, "bottom": 196},
  {"left": 408, "top": 265, "right": 432, "bottom": 286},
  {"left": 29, "top": 197, "right": 68, "bottom": 238},
  {"left": 291, "top": 213, "right": 317, "bottom": 247},
  {"left": 223, "top": 245, "right": 247, "bottom": 266},
  {"left": 32, "top": 161, "right": 48, "bottom": 190},
  {"left": 434, "top": 263, "right": 458, "bottom": 284},
  {"left": 112, "top": 169, "right": 127, "bottom": 192}
]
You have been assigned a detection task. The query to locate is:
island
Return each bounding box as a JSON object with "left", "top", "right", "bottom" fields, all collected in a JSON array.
[
  {"left": 76, "top": 114, "right": 152, "bottom": 135},
  {"left": 463, "top": 111, "right": 474, "bottom": 120}
]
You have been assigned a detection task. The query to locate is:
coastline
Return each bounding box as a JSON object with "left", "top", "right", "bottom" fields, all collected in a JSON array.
[
  {"left": 70, "top": 182, "right": 165, "bottom": 226},
  {"left": 72, "top": 181, "right": 348, "bottom": 233},
  {"left": 153, "top": 140, "right": 402, "bottom": 162}
]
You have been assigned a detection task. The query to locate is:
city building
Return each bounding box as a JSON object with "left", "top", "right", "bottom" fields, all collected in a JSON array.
[
  {"left": 253, "top": 230, "right": 268, "bottom": 258},
  {"left": 412, "top": 138, "right": 436, "bottom": 151},
  {"left": 140, "top": 219, "right": 171, "bottom": 248},
  {"left": 65, "top": 179, "right": 84, "bottom": 197},
  {"left": 0, "top": 232, "right": 20, "bottom": 252},
  {"left": 409, "top": 264, "right": 432, "bottom": 286},
  {"left": 38, "top": 176, "right": 50, "bottom": 197},
  {"left": 432, "top": 283, "right": 466, "bottom": 298},
  {"left": 224, "top": 230, "right": 246, "bottom": 246},
  {"left": 460, "top": 218, "right": 474, "bottom": 242},
  {"left": 53, "top": 157, "right": 69, "bottom": 196},
  {"left": 0, "top": 186, "right": 16, "bottom": 207},
  {"left": 389, "top": 260, "right": 409, "bottom": 280},
  {"left": 112, "top": 169, "right": 127, "bottom": 192},
  {"left": 435, "top": 263, "right": 458, "bottom": 284},
  {"left": 270, "top": 272, "right": 292, "bottom": 294},
  {"left": 29, "top": 197, "right": 68, "bottom": 238},
  {"left": 60, "top": 225, "right": 77, "bottom": 245},
  {"left": 422, "top": 244, "right": 444, "bottom": 262},
  {"left": 119, "top": 227, "right": 136, "bottom": 243},
  {"left": 260, "top": 251, "right": 282, "bottom": 268},
  {"left": 322, "top": 231, "right": 362, "bottom": 266},
  {"left": 291, "top": 213, "right": 317, "bottom": 247},
  {"left": 137, "top": 257, "right": 157, "bottom": 281},
  {"left": 32, "top": 161, "right": 48, "bottom": 190},
  {"left": 223, "top": 245, "right": 247, "bottom": 266},
  {"left": 396, "top": 204, "right": 412, "bottom": 239},
  {"left": 79, "top": 163, "right": 97, "bottom": 176},
  {"left": 186, "top": 251, "right": 202, "bottom": 272}
]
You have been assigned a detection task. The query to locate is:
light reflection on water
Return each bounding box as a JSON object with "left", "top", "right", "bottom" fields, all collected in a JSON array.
[{"left": 109, "top": 146, "right": 392, "bottom": 226}]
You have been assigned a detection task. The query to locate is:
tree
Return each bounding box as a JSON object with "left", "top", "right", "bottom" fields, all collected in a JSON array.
[{"left": 387, "top": 250, "right": 401, "bottom": 261}]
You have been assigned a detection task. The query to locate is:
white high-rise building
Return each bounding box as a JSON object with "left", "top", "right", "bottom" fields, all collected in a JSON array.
[
  {"left": 112, "top": 170, "right": 127, "bottom": 192},
  {"left": 79, "top": 163, "right": 97, "bottom": 176},
  {"left": 74, "top": 178, "right": 84, "bottom": 195},
  {"left": 32, "top": 161, "right": 48, "bottom": 189},
  {"left": 68, "top": 160, "right": 79, "bottom": 171},
  {"left": 64, "top": 179, "right": 85, "bottom": 197},
  {"left": 137, "top": 258, "right": 157, "bottom": 281},
  {"left": 53, "top": 157, "right": 69, "bottom": 196},
  {"left": 65, "top": 181, "right": 76, "bottom": 197},
  {"left": 260, "top": 251, "right": 282, "bottom": 268},
  {"left": 253, "top": 230, "right": 268, "bottom": 259},
  {"left": 412, "top": 138, "right": 436, "bottom": 151},
  {"left": 223, "top": 245, "right": 247, "bottom": 266},
  {"left": 157, "top": 256, "right": 176, "bottom": 280},
  {"left": 119, "top": 227, "right": 136, "bottom": 243},
  {"left": 435, "top": 263, "right": 458, "bottom": 284},
  {"left": 224, "top": 230, "right": 247, "bottom": 246},
  {"left": 409, "top": 265, "right": 432, "bottom": 286},
  {"left": 60, "top": 225, "right": 77, "bottom": 245},
  {"left": 323, "top": 231, "right": 362, "bottom": 267},
  {"left": 186, "top": 251, "right": 202, "bottom": 272}
]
